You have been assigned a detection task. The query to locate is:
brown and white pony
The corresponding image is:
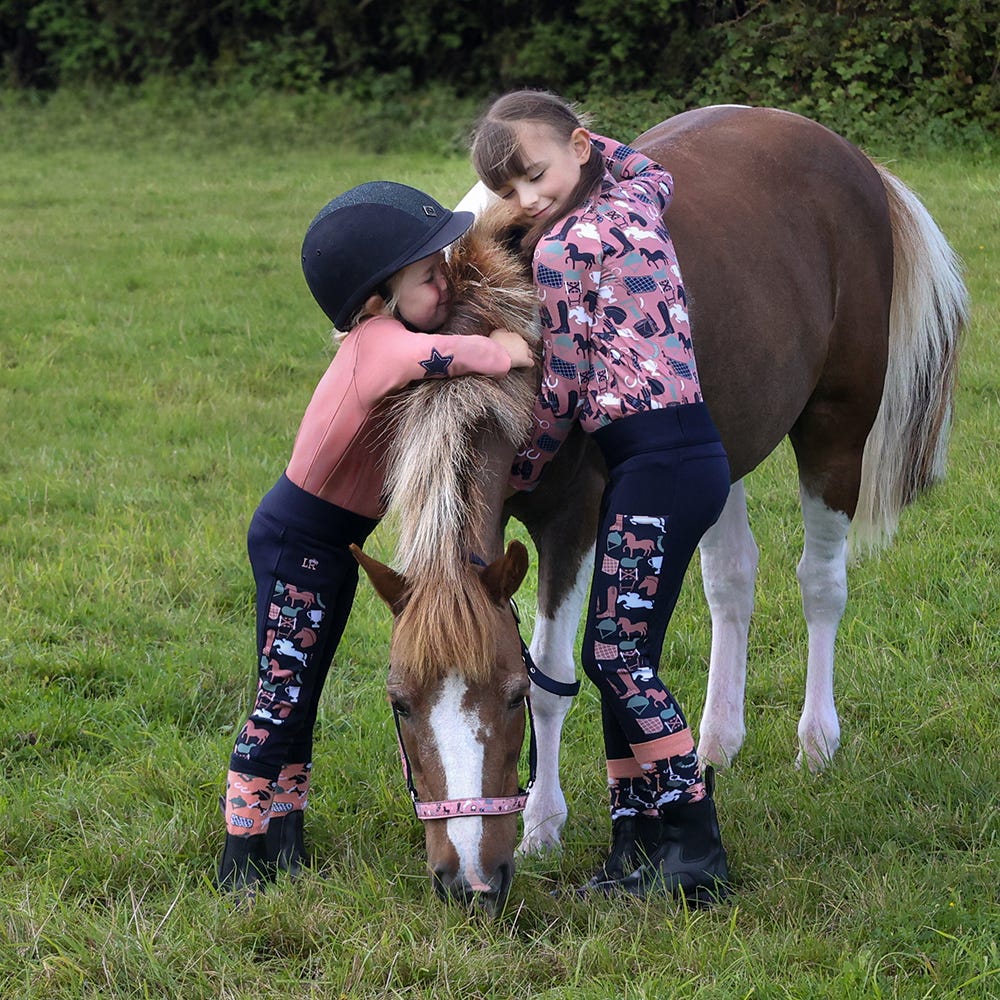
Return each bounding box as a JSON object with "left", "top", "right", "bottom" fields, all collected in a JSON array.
[{"left": 355, "top": 106, "right": 967, "bottom": 913}]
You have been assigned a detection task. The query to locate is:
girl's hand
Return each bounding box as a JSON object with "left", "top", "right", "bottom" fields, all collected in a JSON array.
[{"left": 489, "top": 328, "right": 535, "bottom": 369}]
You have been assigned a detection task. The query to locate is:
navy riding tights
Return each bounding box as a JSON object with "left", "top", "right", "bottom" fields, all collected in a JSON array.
[
  {"left": 583, "top": 404, "right": 730, "bottom": 815},
  {"left": 223, "top": 476, "right": 378, "bottom": 836},
  {"left": 230, "top": 475, "right": 377, "bottom": 781}
]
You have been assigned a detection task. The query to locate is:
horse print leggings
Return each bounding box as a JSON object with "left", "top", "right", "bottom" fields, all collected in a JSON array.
[
  {"left": 224, "top": 475, "right": 377, "bottom": 836},
  {"left": 583, "top": 404, "right": 730, "bottom": 819}
]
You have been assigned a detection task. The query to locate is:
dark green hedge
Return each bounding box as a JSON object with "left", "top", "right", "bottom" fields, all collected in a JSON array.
[{"left": 3, "top": 1, "right": 997, "bottom": 144}]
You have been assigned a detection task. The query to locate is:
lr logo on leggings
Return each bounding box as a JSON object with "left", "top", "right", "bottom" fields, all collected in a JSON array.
[{"left": 301, "top": 557, "right": 319, "bottom": 571}]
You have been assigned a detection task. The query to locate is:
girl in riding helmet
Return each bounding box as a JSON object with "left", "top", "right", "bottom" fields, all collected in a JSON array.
[
  {"left": 471, "top": 90, "right": 731, "bottom": 903},
  {"left": 217, "top": 181, "right": 534, "bottom": 897}
]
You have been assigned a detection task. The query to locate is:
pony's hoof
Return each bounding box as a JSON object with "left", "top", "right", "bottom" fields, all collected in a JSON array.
[
  {"left": 696, "top": 730, "right": 742, "bottom": 769},
  {"left": 796, "top": 722, "right": 840, "bottom": 772},
  {"left": 516, "top": 827, "right": 565, "bottom": 858}
]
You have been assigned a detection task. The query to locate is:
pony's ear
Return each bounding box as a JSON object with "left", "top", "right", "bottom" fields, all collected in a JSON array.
[
  {"left": 350, "top": 544, "right": 408, "bottom": 616},
  {"left": 480, "top": 540, "right": 530, "bottom": 606}
]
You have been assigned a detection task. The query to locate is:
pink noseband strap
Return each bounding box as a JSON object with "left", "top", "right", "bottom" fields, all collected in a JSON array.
[{"left": 412, "top": 792, "right": 529, "bottom": 821}]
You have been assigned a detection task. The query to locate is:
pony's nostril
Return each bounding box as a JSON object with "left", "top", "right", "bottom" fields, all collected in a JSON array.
[
  {"left": 493, "top": 863, "right": 511, "bottom": 892},
  {"left": 429, "top": 863, "right": 513, "bottom": 914},
  {"left": 431, "top": 869, "right": 452, "bottom": 900}
]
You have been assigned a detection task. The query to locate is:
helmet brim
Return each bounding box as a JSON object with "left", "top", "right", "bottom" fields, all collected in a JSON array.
[{"left": 395, "top": 209, "right": 474, "bottom": 273}]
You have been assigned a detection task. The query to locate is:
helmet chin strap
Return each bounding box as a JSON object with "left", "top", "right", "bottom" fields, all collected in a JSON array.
[{"left": 376, "top": 284, "right": 422, "bottom": 332}]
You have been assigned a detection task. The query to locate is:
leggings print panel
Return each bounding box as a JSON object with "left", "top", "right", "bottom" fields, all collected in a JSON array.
[
  {"left": 232, "top": 578, "right": 327, "bottom": 761},
  {"left": 581, "top": 435, "right": 730, "bottom": 810},
  {"left": 591, "top": 513, "right": 689, "bottom": 741},
  {"left": 229, "top": 504, "right": 365, "bottom": 780}
]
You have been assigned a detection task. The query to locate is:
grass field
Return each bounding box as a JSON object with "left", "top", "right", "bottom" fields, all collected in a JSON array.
[{"left": 1, "top": 93, "right": 997, "bottom": 999}]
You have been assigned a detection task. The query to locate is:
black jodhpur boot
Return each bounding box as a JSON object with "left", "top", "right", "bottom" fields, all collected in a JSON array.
[
  {"left": 216, "top": 832, "right": 271, "bottom": 898},
  {"left": 265, "top": 810, "right": 309, "bottom": 878},
  {"left": 618, "top": 767, "right": 730, "bottom": 905},
  {"left": 577, "top": 812, "right": 662, "bottom": 894}
]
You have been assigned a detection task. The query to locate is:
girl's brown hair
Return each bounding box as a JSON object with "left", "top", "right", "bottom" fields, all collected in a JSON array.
[
  {"left": 470, "top": 90, "right": 605, "bottom": 254},
  {"left": 340, "top": 278, "right": 402, "bottom": 335}
]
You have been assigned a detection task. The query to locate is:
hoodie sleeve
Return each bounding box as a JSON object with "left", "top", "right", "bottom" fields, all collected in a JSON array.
[
  {"left": 508, "top": 216, "right": 600, "bottom": 492},
  {"left": 590, "top": 132, "right": 674, "bottom": 216}
]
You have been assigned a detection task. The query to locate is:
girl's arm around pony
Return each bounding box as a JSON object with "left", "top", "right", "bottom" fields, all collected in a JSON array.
[
  {"left": 590, "top": 132, "right": 675, "bottom": 219},
  {"left": 352, "top": 315, "right": 526, "bottom": 402}
]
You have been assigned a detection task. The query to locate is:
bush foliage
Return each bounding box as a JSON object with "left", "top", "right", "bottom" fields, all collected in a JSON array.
[{"left": 2, "top": 1, "right": 997, "bottom": 145}]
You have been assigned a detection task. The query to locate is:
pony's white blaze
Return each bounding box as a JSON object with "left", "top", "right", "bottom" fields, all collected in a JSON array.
[{"left": 429, "top": 674, "right": 491, "bottom": 890}]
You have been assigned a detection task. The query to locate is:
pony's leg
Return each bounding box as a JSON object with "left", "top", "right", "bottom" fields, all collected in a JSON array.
[
  {"left": 507, "top": 425, "right": 604, "bottom": 855},
  {"left": 697, "top": 480, "right": 758, "bottom": 767},
  {"left": 795, "top": 489, "right": 848, "bottom": 770},
  {"left": 519, "top": 549, "right": 592, "bottom": 855}
]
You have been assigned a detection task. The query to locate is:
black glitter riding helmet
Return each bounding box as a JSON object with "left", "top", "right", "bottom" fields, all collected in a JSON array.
[{"left": 301, "top": 181, "right": 474, "bottom": 329}]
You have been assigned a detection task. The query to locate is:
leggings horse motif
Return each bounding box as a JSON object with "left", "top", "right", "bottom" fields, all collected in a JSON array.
[{"left": 582, "top": 405, "right": 730, "bottom": 819}]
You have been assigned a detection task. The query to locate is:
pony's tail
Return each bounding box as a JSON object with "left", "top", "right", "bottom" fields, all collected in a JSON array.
[{"left": 850, "top": 165, "right": 969, "bottom": 557}]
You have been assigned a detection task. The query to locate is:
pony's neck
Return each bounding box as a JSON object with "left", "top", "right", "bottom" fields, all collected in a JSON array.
[{"left": 465, "top": 428, "right": 516, "bottom": 562}]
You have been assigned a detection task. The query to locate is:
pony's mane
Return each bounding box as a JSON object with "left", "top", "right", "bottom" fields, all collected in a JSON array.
[{"left": 384, "top": 203, "right": 540, "bottom": 681}]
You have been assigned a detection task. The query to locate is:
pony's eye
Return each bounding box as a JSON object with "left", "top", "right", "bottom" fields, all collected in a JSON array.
[
  {"left": 507, "top": 692, "right": 528, "bottom": 711},
  {"left": 388, "top": 694, "right": 410, "bottom": 717}
]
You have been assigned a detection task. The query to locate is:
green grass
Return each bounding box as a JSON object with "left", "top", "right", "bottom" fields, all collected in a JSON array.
[{"left": 1, "top": 93, "right": 997, "bottom": 999}]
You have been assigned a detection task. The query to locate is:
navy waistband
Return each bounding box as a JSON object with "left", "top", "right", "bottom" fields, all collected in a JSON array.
[
  {"left": 258, "top": 473, "right": 379, "bottom": 546},
  {"left": 592, "top": 403, "right": 723, "bottom": 469}
]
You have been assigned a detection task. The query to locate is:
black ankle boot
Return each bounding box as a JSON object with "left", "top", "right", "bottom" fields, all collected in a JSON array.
[
  {"left": 577, "top": 812, "right": 662, "bottom": 894},
  {"left": 618, "top": 768, "right": 730, "bottom": 904},
  {"left": 265, "top": 810, "right": 308, "bottom": 878},
  {"left": 216, "top": 832, "right": 271, "bottom": 896}
]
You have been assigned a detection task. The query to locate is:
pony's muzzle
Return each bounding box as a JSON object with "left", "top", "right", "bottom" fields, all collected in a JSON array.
[{"left": 432, "top": 863, "right": 512, "bottom": 913}]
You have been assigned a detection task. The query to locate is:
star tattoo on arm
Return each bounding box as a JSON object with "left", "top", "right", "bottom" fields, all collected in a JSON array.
[{"left": 418, "top": 347, "right": 454, "bottom": 376}]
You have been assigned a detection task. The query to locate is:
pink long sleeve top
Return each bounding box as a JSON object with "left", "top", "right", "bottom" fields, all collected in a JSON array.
[{"left": 286, "top": 315, "right": 512, "bottom": 518}]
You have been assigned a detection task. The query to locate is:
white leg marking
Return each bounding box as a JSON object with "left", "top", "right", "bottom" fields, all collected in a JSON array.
[
  {"left": 519, "top": 546, "right": 593, "bottom": 856},
  {"left": 430, "top": 674, "right": 490, "bottom": 889},
  {"left": 796, "top": 490, "right": 847, "bottom": 770},
  {"left": 698, "top": 481, "right": 758, "bottom": 767}
]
